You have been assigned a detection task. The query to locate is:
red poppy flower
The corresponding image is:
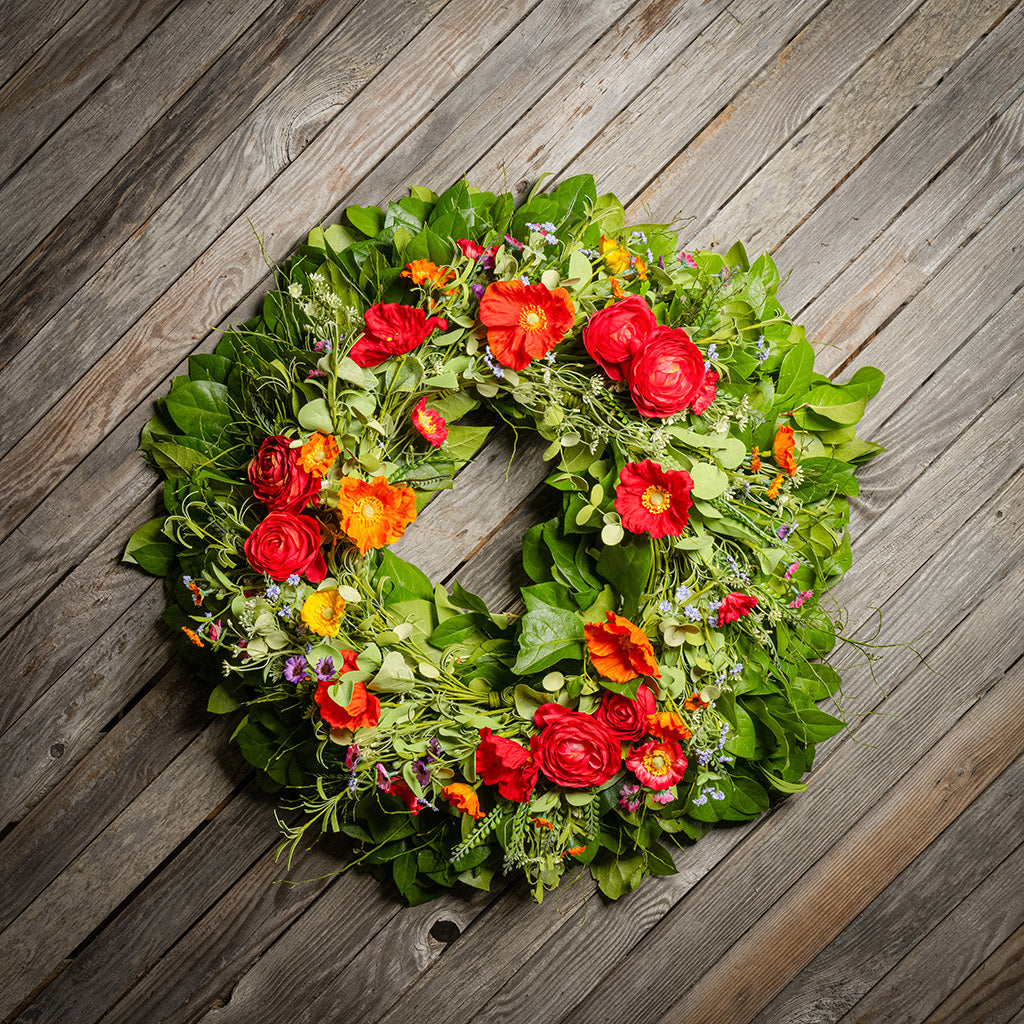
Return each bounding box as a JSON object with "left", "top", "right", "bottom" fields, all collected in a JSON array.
[
  {"left": 411, "top": 397, "right": 448, "bottom": 447},
  {"left": 626, "top": 739, "right": 688, "bottom": 790},
  {"left": 348, "top": 303, "right": 447, "bottom": 368},
  {"left": 476, "top": 728, "right": 540, "bottom": 802},
  {"left": 478, "top": 280, "right": 575, "bottom": 370},
  {"left": 719, "top": 592, "right": 758, "bottom": 625},
  {"left": 614, "top": 459, "right": 694, "bottom": 538}
]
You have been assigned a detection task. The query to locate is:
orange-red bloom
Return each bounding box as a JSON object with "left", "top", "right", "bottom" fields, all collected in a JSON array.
[
  {"left": 584, "top": 610, "right": 660, "bottom": 684},
  {"left": 314, "top": 650, "right": 381, "bottom": 731},
  {"left": 626, "top": 739, "right": 688, "bottom": 790},
  {"left": 411, "top": 397, "right": 448, "bottom": 447},
  {"left": 336, "top": 475, "right": 417, "bottom": 554},
  {"left": 647, "top": 711, "right": 692, "bottom": 743},
  {"left": 441, "top": 783, "right": 484, "bottom": 819},
  {"left": 750, "top": 446, "right": 761, "bottom": 474},
  {"left": 610, "top": 277, "right": 627, "bottom": 299},
  {"left": 767, "top": 473, "right": 784, "bottom": 499},
  {"left": 297, "top": 432, "right": 339, "bottom": 477},
  {"left": 774, "top": 425, "right": 798, "bottom": 476},
  {"left": 401, "top": 259, "right": 456, "bottom": 291},
  {"left": 181, "top": 627, "right": 204, "bottom": 647},
  {"left": 478, "top": 280, "right": 575, "bottom": 370},
  {"left": 684, "top": 691, "right": 708, "bottom": 712}
]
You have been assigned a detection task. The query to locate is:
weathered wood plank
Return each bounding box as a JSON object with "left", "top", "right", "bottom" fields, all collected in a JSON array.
[
  {"left": 0, "top": 0, "right": 400, "bottom": 370},
  {"left": 0, "top": 716, "right": 249, "bottom": 1020},
  {"left": 834, "top": 854, "right": 1024, "bottom": 1024},
  {"left": 0, "top": 0, "right": 180, "bottom": 187},
  {"left": 799, "top": 88, "right": 1024, "bottom": 370},
  {"left": 0, "top": 0, "right": 84, "bottom": 88},
  {"left": 0, "top": 661, "right": 211, "bottom": 931},
  {"left": 676, "top": 0, "right": 1014, "bottom": 254},
  {"left": 0, "top": 0, "right": 274, "bottom": 279},
  {"left": 922, "top": 922, "right": 1024, "bottom": 1024},
  {"left": 631, "top": 0, "right": 928, "bottom": 229},
  {"left": 771, "top": 0, "right": 1024, "bottom": 314},
  {"left": 732, "top": 753, "right": 1024, "bottom": 1023}
]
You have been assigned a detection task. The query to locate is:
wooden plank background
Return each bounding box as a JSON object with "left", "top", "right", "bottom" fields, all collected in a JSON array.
[{"left": 1, "top": 1, "right": 1021, "bottom": 1021}]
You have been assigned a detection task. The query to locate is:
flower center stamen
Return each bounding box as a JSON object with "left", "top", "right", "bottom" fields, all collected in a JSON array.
[
  {"left": 357, "top": 497, "right": 384, "bottom": 521},
  {"left": 643, "top": 751, "right": 671, "bottom": 776},
  {"left": 519, "top": 305, "right": 547, "bottom": 332},
  {"left": 641, "top": 484, "right": 671, "bottom": 514}
]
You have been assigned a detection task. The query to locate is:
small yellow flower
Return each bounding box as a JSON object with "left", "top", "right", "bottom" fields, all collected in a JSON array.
[
  {"left": 301, "top": 589, "right": 346, "bottom": 637},
  {"left": 599, "top": 235, "right": 631, "bottom": 274}
]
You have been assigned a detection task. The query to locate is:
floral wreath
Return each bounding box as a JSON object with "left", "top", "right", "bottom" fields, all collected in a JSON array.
[{"left": 125, "top": 175, "right": 882, "bottom": 903}]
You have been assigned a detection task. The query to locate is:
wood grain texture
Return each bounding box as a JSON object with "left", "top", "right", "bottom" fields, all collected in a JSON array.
[{"left": 0, "top": 0, "right": 86, "bottom": 87}]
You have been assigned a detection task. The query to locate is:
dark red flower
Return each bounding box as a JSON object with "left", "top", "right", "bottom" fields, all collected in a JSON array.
[
  {"left": 614, "top": 459, "right": 694, "bottom": 538},
  {"left": 248, "top": 435, "right": 321, "bottom": 512},
  {"left": 582, "top": 295, "right": 656, "bottom": 381},
  {"left": 348, "top": 303, "right": 447, "bottom": 368},
  {"left": 719, "top": 592, "right": 758, "bottom": 625},
  {"left": 593, "top": 683, "right": 658, "bottom": 742},
  {"left": 457, "top": 238, "right": 499, "bottom": 270},
  {"left": 692, "top": 370, "right": 718, "bottom": 416},
  {"left": 476, "top": 728, "right": 539, "bottom": 802}
]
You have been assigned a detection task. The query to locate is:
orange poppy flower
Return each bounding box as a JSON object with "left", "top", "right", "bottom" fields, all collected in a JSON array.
[
  {"left": 683, "top": 691, "right": 708, "bottom": 712},
  {"left": 564, "top": 845, "right": 587, "bottom": 857},
  {"left": 647, "top": 711, "right": 692, "bottom": 743},
  {"left": 634, "top": 257, "right": 648, "bottom": 281},
  {"left": 336, "top": 475, "right": 417, "bottom": 554},
  {"left": 750, "top": 446, "right": 761, "bottom": 474},
  {"left": 610, "top": 277, "right": 627, "bottom": 299},
  {"left": 774, "top": 425, "right": 798, "bottom": 476},
  {"left": 401, "top": 259, "right": 456, "bottom": 291},
  {"left": 767, "top": 473, "right": 784, "bottom": 499},
  {"left": 441, "top": 783, "right": 485, "bottom": 819},
  {"left": 478, "top": 280, "right": 575, "bottom": 370},
  {"left": 297, "top": 432, "right": 339, "bottom": 477},
  {"left": 584, "top": 610, "right": 661, "bottom": 684}
]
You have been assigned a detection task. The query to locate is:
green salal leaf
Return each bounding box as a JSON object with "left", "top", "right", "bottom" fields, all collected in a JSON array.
[
  {"left": 800, "top": 384, "right": 867, "bottom": 426},
  {"left": 297, "top": 398, "right": 335, "bottom": 434},
  {"left": 346, "top": 204, "right": 385, "bottom": 237},
  {"left": 164, "top": 380, "right": 231, "bottom": 442},
  {"left": 123, "top": 518, "right": 176, "bottom": 576},
  {"left": 512, "top": 605, "right": 584, "bottom": 675}
]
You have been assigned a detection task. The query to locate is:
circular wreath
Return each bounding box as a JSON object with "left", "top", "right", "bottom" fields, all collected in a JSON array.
[{"left": 125, "top": 175, "right": 883, "bottom": 903}]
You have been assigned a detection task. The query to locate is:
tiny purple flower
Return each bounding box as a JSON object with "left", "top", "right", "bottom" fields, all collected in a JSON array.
[
  {"left": 315, "top": 656, "right": 335, "bottom": 681},
  {"left": 427, "top": 737, "right": 442, "bottom": 760},
  {"left": 777, "top": 524, "right": 792, "bottom": 540},
  {"left": 471, "top": 282, "right": 486, "bottom": 300},
  {"left": 412, "top": 758, "right": 431, "bottom": 787},
  {"left": 287, "top": 574, "right": 302, "bottom": 586}
]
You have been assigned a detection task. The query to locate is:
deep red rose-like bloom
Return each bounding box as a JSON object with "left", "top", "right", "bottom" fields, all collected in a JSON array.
[
  {"left": 348, "top": 303, "right": 447, "bottom": 368},
  {"left": 626, "top": 739, "right": 688, "bottom": 790},
  {"left": 478, "top": 280, "right": 575, "bottom": 370},
  {"left": 583, "top": 295, "right": 657, "bottom": 381},
  {"left": 244, "top": 511, "right": 327, "bottom": 582},
  {"left": 476, "top": 728, "right": 540, "bottom": 802},
  {"left": 314, "top": 650, "right": 380, "bottom": 731},
  {"left": 533, "top": 703, "right": 622, "bottom": 788},
  {"left": 248, "top": 435, "right": 321, "bottom": 513},
  {"left": 692, "top": 370, "right": 718, "bottom": 416},
  {"left": 615, "top": 459, "right": 694, "bottom": 538},
  {"left": 625, "top": 325, "right": 709, "bottom": 417},
  {"left": 719, "top": 592, "right": 758, "bottom": 625},
  {"left": 594, "top": 683, "right": 657, "bottom": 741}
]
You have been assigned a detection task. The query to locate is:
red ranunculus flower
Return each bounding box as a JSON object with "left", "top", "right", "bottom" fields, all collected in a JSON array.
[
  {"left": 348, "top": 303, "right": 447, "bottom": 368},
  {"left": 533, "top": 704, "right": 622, "bottom": 788},
  {"left": 582, "top": 295, "right": 657, "bottom": 381},
  {"left": 314, "top": 650, "right": 381, "bottom": 731},
  {"left": 615, "top": 459, "right": 694, "bottom": 538},
  {"left": 243, "top": 510, "right": 327, "bottom": 582},
  {"left": 476, "top": 728, "right": 539, "bottom": 802},
  {"left": 249, "top": 435, "right": 321, "bottom": 512},
  {"left": 478, "top": 280, "right": 575, "bottom": 370},
  {"left": 594, "top": 683, "right": 657, "bottom": 741},
  {"left": 626, "top": 739, "right": 688, "bottom": 790},
  {"left": 719, "top": 592, "right": 758, "bottom": 625},
  {"left": 625, "top": 325, "right": 709, "bottom": 417}
]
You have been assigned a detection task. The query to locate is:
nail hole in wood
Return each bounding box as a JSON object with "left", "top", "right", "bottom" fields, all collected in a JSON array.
[{"left": 429, "top": 919, "right": 461, "bottom": 944}]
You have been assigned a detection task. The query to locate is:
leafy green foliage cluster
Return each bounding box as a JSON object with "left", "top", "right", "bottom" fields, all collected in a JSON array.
[{"left": 125, "top": 175, "right": 882, "bottom": 903}]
